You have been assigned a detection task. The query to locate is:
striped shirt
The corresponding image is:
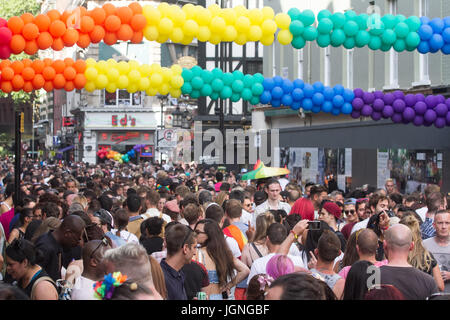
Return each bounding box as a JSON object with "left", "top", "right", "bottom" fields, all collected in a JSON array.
[{"left": 421, "top": 217, "right": 436, "bottom": 240}]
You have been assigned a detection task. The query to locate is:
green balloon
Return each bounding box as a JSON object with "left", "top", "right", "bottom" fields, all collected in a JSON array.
[
  {"left": 220, "top": 86, "right": 233, "bottom": 99},
  {"left": 356, "top": 14, "right": 369, "bottom": 30},
  {"left": 330, "top": 12, "right": 346, "bottom": 29},
  {"left": 181, "top": 82, "right": 193, "bottom": 94},
  {"left": 344, "top": 10, "right": 357, "bottom": 21},
  {"left": 382, "top": 29, "right": 396, "bottom": 45},
  {"left": 318, "top": 9, "right": 332, "bottom": 21},
  {"left": 201, "top": 84, "right": 213, "bottom": 96},
  {"left": 222, "top": 73, "right": 234, "bottom": 86},
  {"left": 250, "top": 96, "right": 261, "bottom": 106},
  {"left": 317, "top": 34, "right": 331, "bottom": 47},
  {"left": 343, "top": 20, "right": 359, "bottom": 37},
  {"left": 231, "top": 93, "right": 241, "bottom": 102},
  {"left": 395, "top": 14, "right": 406, "bottom": 24},
  {"left": 394, "top": 22, "right": 410, "bottom": 38},
  {"left": 318, "top": 18, "right": 333, "bottom": 34},
  {"left": 288, "top": 8, "right": 301, "bottom": 21},
  {"left": 251, "top": 83, "right": 264, "bottom": 96},
  {"left": 291, "top": 36, "right": 306, "bottom": 49},
  {"left": 355, "top": 30, "right": 371, "bottom": 47},
  {"left": 405, "top": 32, "right": 420, "bottom": 48},
  {"left": 289, "top": 20, "right": 305, "bottom": 36},
  {"left": 368, "top": 36, "right": 382, "bottom": 50},
  {"left": 242, "top": 88, "right": 253, "bottom": 101},
  {"left": 405, "top": 16, "right": 421, "bottom": 32},
  {"left": 393, "top": 39, "right": 406, "bottom": 52},
  {"left": 181, "top": 69, "right": 193, "bottom": 82},
  {"left": 380, "top": 43, "right": 392, "bottom": 52},
  {"left": 253, "top": 73, "right": 265, "bottom": 84},
  {"left": 243, "top": 75, "right": 254, "bottom": 88},
  {"left": 211, "top": 78, "right": 224, "bottom": 92},
  {"left": 232, "top": 70, "right": 244, "bottom": 81},
  {"left": 330, "top": 29, "right": 346, "bottom": 47},
  {"left": 381, "top": 14, "right": 396, "bottom": 29},
  {"left": 368, "top": 15, "right": 384, "bottom": 35},
  {"left": 191, "top": 66, "right": 202, "bottom": 77},
  {"left": 405, "top": 44, "right": 417, "bottom": 52},
  {"left": 232, "top": 80, "right": 244, "bottom": 93},
  {"left": 343, "top": 37, "right": 356, "bottom": 49},
  {"left": 201, "top": 70, "right": 214, "bottom": 83},
  {"left": 210, "top": 92, "right": 219, "bottom": 100},
  {"left": 303, "top": 26, "right": 318, "bottom": 41},
  {"left": 190, "top": 90, "right": 201, "bottom": 99},
  {"left": 191, "top": 76, "right": 204, "bottom": 90},
  {"left": 300, "top": 10, "right": 316, "bottom": 26},
  {"left": 211, "top": 68, "right": 223, "bottom": 79}
]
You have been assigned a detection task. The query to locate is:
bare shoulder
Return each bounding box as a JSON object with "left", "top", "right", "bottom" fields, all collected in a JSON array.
[{"left": 34, "top": 280, "right": 58, "bottom": 300}]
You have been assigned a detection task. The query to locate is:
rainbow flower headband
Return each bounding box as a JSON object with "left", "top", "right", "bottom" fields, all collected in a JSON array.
[
  {"left": 156, "top": 183, "right": 170, "bottom": 191},
  {"left": 93, "top": 272, "right": 128, "bottom": 300}
]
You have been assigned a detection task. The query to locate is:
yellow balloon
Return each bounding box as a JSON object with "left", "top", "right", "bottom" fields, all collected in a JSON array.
[
  {"left": 235, "top": 16, "right": 250, "bottom": 33},
  {"left": 117, "top": 61, "right": 130, "bottom": 75},
  {"left": 234, "top": 5, "right": 248, "bottom": 17},
  {"left": 95, "top": 74, "right": 108, "bottom": 89},
  {"left": 275, "top": 13, "right": 291, "bottom": 30},
  {"left": 159, "top": 83, "right": 170, "bottom": 95},
  {"left": 235, "top": 33, "right": 247, "bottom": 45},
  {"left": 170, "top": 64, "right": 182, "bottom": 75},
  {"left": 128, "top": 60, "right": 139, "bottom": 71},
  {"left": 248, "top": 25, "right": 262, "bottom": 42},
  {"left": 262, "top": 7, "right": 275, "bottom": 20},
  {"left": 277, "top": 29, "right": 293, "bottom": 45},
  {"left": 106, "top": 59, "right": 117, "bottom": 68},
  {"left": 182, "top": 3, "right": 196, "bottom": 19},
  {"left": 260, "top": 34, "right": 275, "bottom": 46},
  {"left": 161, "top": 67, "right": 173, "bottom": 82},
  {"left": 169, "top": 5, "right": 186, "bottom": 27},
  {"left": 128, "top": 70, "right": 141, "bottom": 83},
  {"left": 85, "top": 67, "right": 98, "bottom": 81},
  {"left": 149, "top": 63, "right": 162, "bottom": 75},
  {"left": 248, "top": 9, "right": 263, "bottom": 25},
  {"left": 139, "top": 64, "right": 152, "bottom": 77},
  {"left": 183, "top": 20, "right": 199, "bottom": 37},
  {"left": 208, "top": 4, "right": 221, "bottom": 16},
  {"left": 143, "top": 5, "right": 161, "bottom": 25},
  {"left": 223, "top": 25, "right": 237, "bottom": 42},
  {"left": 146, "top": 87, "right": 158, "bottom": 96},
  {"left": 85, "top": 81, "right": 96, "bottom": 92},
  {"left": 106, "top": 83, "right": 117, "bottom": 93},
  {"left": 209, "top": 33, "right": 222, "bottom": 45},
  {"left": 144, "top": 25, "right": 159, "bottom": 41},
  {"left": 261, "top": 19, "right": 278, "bottom": 35},
  {"left": 198, "top": 26, "right": 211, "bottom": 42},
  {"left": 221, "top": 8, "right": 237, "bottom": 25},
  {"left": 158, "top": 17, "right": 174, "bottom": 34},
  {"left": 138, "top": 78, "right": 150, "bottom": 91},
  {"left": 117, "top": 75, "right": 129, "bottom": 89},
  {"left": 96, "top": 61, "right": 108, "bottom": 74},
  {"left": 169, "top": 88, "right": 182, "bottom": 98},
  {"left": 170, "top": 75, "right": 184, "bottom": 89},
  {"left": 197, "top": 8, "right": 212, "bottom": 26},
  {"left": 118, "top": 159, "right": 123, "bottom": 164},
  {"left": 128, "top": 83, "right": 138, "bottom": 93},
  {"left": 180, "top": 35, "right": 194, "bottom": 45},
  {"left": 85, "top": 58, "right": 96, "bottom": 67},
  {"left": 157, "top": 2, "right": 170, "bottom": 16},
  {"left": 156, "top": 33, "right": 169, "bottom": 43},
  {"left": 210, "top": 16, "right": 226, "bottom": 34},
  {"left": 150, "top": 73, "right": 163, "bottom": 87},
  {"left": 107, "top": 68, "right": 119, "bottom": 81},
  {"left": 170, "top": 27, "right": 184, "bottom": 43}
]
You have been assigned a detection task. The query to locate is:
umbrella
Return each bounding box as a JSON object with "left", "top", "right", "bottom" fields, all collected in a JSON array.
[{"left": 241, "top": 161, "right": 290, "bottom": 180}]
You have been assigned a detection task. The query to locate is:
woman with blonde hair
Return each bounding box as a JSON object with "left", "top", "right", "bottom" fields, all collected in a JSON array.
[
  {"left": 215, "top": 191, "right": 229, "bottom": 207},
  {"left": 399, "top": 215, "right": 444, "bottom": 291},
  {"left": 72, "top": 195, "right": 88, "bottom": 212}
]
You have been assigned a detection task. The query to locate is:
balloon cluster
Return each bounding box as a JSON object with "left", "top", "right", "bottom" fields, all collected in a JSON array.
[
  {"left": 142, "top": 2, "right": 280, "bottom": 45},
  {"left": 0, "top": 58, "right": 86, "bottom": 93},
  {"left": 84, "top": 59, "right": 184, "bottom": 97},
  {"left": 1, "top": 2, "right": 146, "bottom": 58},
  {"left": 98, "top": 145, "right": 145, "bottom": 163},
  {"left": 133, "top": 144, "right": 146, "bottom": 151},
  {"left": 259, "top": 77, "right": 353, "bottom": 115},
  {"left": 351, "top": 89, "right": 450, "bottom": 128},
  {"left": 417, "top": 17, "right": 450, "bottom": 54},
  {"left": 287, "top": 8, "right": 316, "bottom": 48},
  {"left": 180, "top": 65, "right": 264, "bottom": 105}
]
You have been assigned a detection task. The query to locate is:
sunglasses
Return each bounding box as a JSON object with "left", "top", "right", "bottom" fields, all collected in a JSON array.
[
  {"left": 344, "top": 210, "right": 356, "bottom": 215},
  {"left": 89, "top": 237, "right": 109, "bottom": 260}
]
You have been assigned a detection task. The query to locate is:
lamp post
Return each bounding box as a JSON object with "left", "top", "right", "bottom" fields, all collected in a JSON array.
[{"left": 156, "top": 94, "right": 168, "bottom": 163}]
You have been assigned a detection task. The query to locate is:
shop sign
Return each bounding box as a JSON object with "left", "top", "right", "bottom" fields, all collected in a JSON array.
[{"left": 112, "top": 114, "right": 136, "bottom": 127}]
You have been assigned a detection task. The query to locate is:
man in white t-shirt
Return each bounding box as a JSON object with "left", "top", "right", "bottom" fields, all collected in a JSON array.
[
  {"left": 247, "top": 223, "right": 306, "bottom": 284},
  {"left": 253, "top": 179, "right": 291, "bottom": 225},
  {"left": 144, "top": 190, "right": 172, "bottom": 224}
]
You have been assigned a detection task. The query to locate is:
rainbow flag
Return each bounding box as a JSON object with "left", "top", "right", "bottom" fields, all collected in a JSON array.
[{"left": 223, "top": 225, "right": 248, "bottom": 252}]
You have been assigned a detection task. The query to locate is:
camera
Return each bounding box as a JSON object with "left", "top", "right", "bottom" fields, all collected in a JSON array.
[{"left": 307, "top": 220, "right": 321, "bottom": 230}]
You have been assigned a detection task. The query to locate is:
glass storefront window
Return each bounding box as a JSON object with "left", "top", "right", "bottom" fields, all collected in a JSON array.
[{"left": 103, "top": 90, "right": 142, "bottom": 107}]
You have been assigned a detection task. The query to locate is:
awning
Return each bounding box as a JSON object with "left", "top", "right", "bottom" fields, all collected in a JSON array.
[{"left": 57, "top": 145, "right": 75, "bottom": 153}]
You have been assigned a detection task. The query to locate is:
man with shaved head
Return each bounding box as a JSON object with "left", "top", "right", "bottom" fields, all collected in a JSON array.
[{"left": 379, "top": 224, "right": 438, "bottom": 299}]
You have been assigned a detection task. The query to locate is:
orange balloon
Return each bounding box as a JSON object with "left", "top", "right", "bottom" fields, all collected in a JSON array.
[
  {"left": 74, "top": 74, "right": 87, "bottom": 89},
  {"left": 89, "top": 25, "right": 105, "bottom": 43},
  {"left": 51, "top": 37, "right": 65, "bottom": 51},
  {"left": 102, "top": 3, "right": 117, "bottom": 16},
  {"left": 52, "top": 60, "right": 66, "bottom": 74},
  {"left": 43, "top": 81, "right": 54, "bottom": 92},
  {"left": 50, "top": 20, "right": 66, "bottom": 38},
  {"left": 64, "top": 81, "right": 75, "bottom": 92},
  {"left": 20, "top": 13, "right": 34, "bottom": 25},
  {"left": 7, "top": 16, "right": 24, "bottom": 34},
  {"left": 76, "top": 33, "right": 91, "bottom": 48},
  {"left": 60, "top": 10, "right": 71, "bottom": 25},
  {"left": 31, "top": 60, "right": 45, "bottom": 74},
  {"left": 63, "top": 66, "right": 76, "bottom": 80},
  {"left": 73, "top": 60, "right": 86, "bottom": 73},
  {"left": 90, "top": 7, "right": 106, "bottom": 25},
  {"left": 10, "top": 35, "right": 26, "bottom": 54},
  {"left": 80, "top": 15, "right": 95, "bottom": 33},
  {"left": 116, "top": 24, "right": 133, "bottom": 41},
  {"left": 22, "top": 67, "right": 35, "bottom": 81},
  {"left": 32, "top": 74, "right": 45, "bottom": 89},
  {"left": 130, "top": 31, "right": 143, "bottom": 44},
  {"left": 23, "top": 81, "right": 34, "bottom": 92},
  {"left": 12, "top": 75, "right": 24, "bottom": 90},
  {"left": 47, "top": 10, "right": 61, "bottom": 22},
  {"left": 104, "top": 15, "right": 121, "bottom": 32},
  {"left": 43, "top": 58, "right": 53, "bottom": 66},
  {"left": 0, "top": 60, "right": 11, "bottom": 68},
  {"left": 37, "top": 32, "right": 53, "bottom": 50},
  {"left": 116, "top": 7, "right": 133, "bottom": 24},
  {"left": 1, "top": 81, "right": 12, "bottom": 93},
  {"left": 53, "top": 74, "right": 66, "bottom": 89},
  {"left": 62, "top": 28, "right": 79, "bottom": 46},
  {"left": 128, "top": 2, "right": 143, "bottom": 15},
  {"left": 24, "top": 40, "right": 38, "bottom": 55},
  {"left": 22, "top": 23, "right": 39, "bottom": 40},
  {"left": 11, "top": 60, "right": 24, "bottom": 74},
  {"left": 1, "top": 67, "right": 14, "bottom": 81},
  {"left": 104, "top": 32, "right": 117, "bottom": 45},
  {"left": 34, "top": 14, "right": 51, "bottom": 32},
  {"left": 22, "top": 59, "right": 32, "bottom": 67},
  {"left": 64, "top": 58, "right": 75, "bottom": 67},
  {"left": 80, "top": 7, "right": 88, "bottom": 17},
  {"left": 42, "top": 66, "right": 56, "bottom": 80},
  {"left": 130, "top": 14, "right": 146, "bottom": 31}
]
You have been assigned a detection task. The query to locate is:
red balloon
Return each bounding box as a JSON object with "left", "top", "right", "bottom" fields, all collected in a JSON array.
[{"left": 0, "top": 27, "right": 12, "bottom": 45}]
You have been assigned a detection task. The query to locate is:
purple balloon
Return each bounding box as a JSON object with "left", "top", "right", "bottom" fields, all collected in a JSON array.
[
  {"left": 424, "top": 109, "right": 437, "bottom": 123},
  {"left": 374, "top": 91, "right": 384, "bottom": 100},
  {"left": 382, "top": 105, "right": 394, "bottom": 118},
  {"left": 435, "top": 103, "right": 448, "bottom": 117},
  {"left": 373, "top": 99, "right": 385, "bottom": 112},
  {"left": 363, "top": 92, "right": 375, "bottom": 104},
  {"left": 445, "top": 98, "right": 450, "bottom": 107},
  {"left": 391, "top": 113, "right": 403, "bottom": 124},
  {"left": 393, "top": 90, "right": 405, "bottom": 100},
  {"left": 403, "top": 107, "right": 416, "bottom": 121},
  {"left": 414, "top": 101, "right": 427, "bottom": 115},
  {"left": 402, "top": 117, "right": 412, "bottom": 124},
  {"left": 437, "top": 95, "right": 446, "bottom": 104},
  {"left": 352, "top": 98, "right": 364, "bottom": 111},
  {"left": 393, "top": 99, "right": 406, "bottom": 113},
  {"left": 361, "top": 105, "right": 373, "bottom": 116},
  {"left": 415, "top": 93, "right": 426, "bottom": 102},
  {"left": 413, "top": 116, "right": 424, "bottom": 126},
  {"left": 435, "top": 117, "right": 446, "bottom": 128},
  {"left": 383, "top": 93, "right": 395, "bottom": 105},
  {"left": 351, "top": 110, "right": 361, "bottom": 119},
  {"left": 425, "top": 95, "right": 438, "bottom": 108},
  {"left": 353, "top": 88, "right": 364, "bottom": 98},
  {"left": 404, "top": 94, "right": 417, "bottom": 107},
  {"left": 446, "top": 112, "right": 450, "bottom": 125},
  {"left": 371, "top": 112, "right": 382, "bottom": 121}
]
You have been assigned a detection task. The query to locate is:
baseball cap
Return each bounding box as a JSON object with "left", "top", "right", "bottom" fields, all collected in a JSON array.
[{"left": 93, "top": 209, "right": 113, "bottom": 229}]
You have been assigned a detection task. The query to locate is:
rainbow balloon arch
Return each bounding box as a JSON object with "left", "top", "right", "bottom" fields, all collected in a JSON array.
[{"left": 1, "top": 2, "right": 450, "bottom": 162}]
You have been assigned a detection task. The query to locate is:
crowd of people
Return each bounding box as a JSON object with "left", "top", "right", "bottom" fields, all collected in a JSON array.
[{"left": 0, "top": 158, "right": 449, "bottom": 300}]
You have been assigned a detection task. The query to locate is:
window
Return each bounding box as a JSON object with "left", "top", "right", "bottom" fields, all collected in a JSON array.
[{"left": 103, "top": 90, "right": 142, "bottom": 107}]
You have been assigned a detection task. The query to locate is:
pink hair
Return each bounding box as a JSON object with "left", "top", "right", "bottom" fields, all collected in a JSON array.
[{"left": 266, "top": 254, "right": 295, "bottom": 279}]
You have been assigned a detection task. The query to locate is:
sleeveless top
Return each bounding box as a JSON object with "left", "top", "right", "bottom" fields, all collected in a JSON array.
[
  {"left": 310, "top": 268, "right": 342, "bottom": 290},
  {"left": 19, "top": 269, "right": 56, "bottom": 298}
]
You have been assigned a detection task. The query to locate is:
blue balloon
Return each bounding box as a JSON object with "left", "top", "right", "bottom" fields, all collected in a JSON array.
[
  {"left": 312, "top": 106, "right": 321, "bottom": 113},
  {"left": 430, "top": 34, "right": 444, "bottom": 51},
  {"left": 302, "top": 98, "right": 313, "bottom": 110},
  {"left": 333, "top": 95, "right": 345, "bottom": 107},
  {"left": 341, "top": 102, "right": 353, "bottom": 114},
  {"left": 323, "top": 86, "right": 335, "bottom": 100},
  {"left": 271, "top": 86, "right": 284, "bottom": 99},
  {"left": 444, "top": 17, "right": 450, "bottom": 28},
  {"left": 303, "top": 84, "right": 315, "bottom": 98},
  {"left": 420, "top": 16, "right": 431, "bottom": 25},
  {"left": 262, "top": 78, "right": 275, "bottom": 91},
  {"left": 292, "top": 88, "right": 304, "bottom": 101},
  {"left": 282, "top": 79, "right": 294, "bottom": 93},
  {"left": 322, "top": 101, "right": 333, "bottom": 113},
  {"left": 271, "top": 99, "right": 281, "bottom": 108},
  {"left": 273, "top": 76, "right": 284, "bottom": 87},
  {"left": 418, "top": 24, "right": 433, "bottom": 41},
  {"left": 443, "top": 28, "right": 450, "bottom": 43},
  {"left": 430, "top": 18, "right": 445, "bottom": 34},
  {"left": 293, "top": 79, "right": 305, "bottom": 89},
  {"left": 313, "top": 81, "right": 325, "bottom": 92},
  {"left": 312, "top": 92, "right": 325, "bottom": 105},
  {"left": 417, "top": 41, "right": 430, "bottom": 54},
  {"left": 331, "top": 108, "right": 341, "bottom": 116},
  {"left": 442, "top": 43, "right": 450, "bottom": 54},
  {"left": 282, "top": 94, "right": 293, "bottom": 106},
  {"left": 259, "top": 91, "right": 272, "bottom": 104},
  {"left": 333, "top": 84, "right": 345, "bottom": 96},
  {"left": 343, "top": 89, "right": 355, "bottom": 102},
  {"left": 291, "top": 101, "right": 301, "bottom": 110},
  {"left": 429, "top": 44, "right": 440, "bottom": 53}
]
